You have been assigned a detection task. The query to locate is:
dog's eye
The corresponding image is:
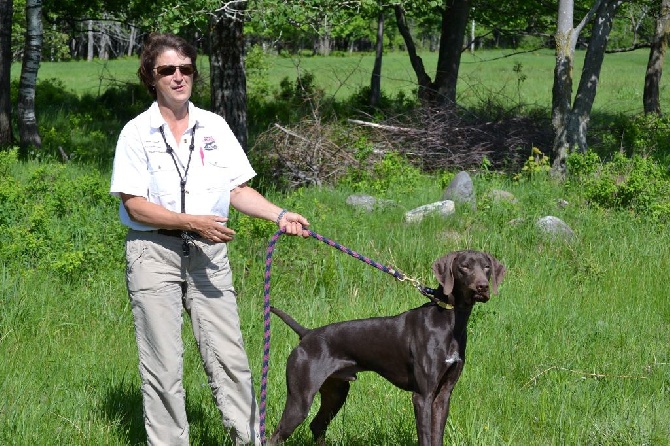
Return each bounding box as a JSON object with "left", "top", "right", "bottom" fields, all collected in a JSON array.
[{"left": 459, "top": 266, "right": 470, "bottom": 273}]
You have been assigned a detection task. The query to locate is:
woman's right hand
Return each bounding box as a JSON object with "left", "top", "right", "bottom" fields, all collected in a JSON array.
[{"left": 190, "top": 215, "right": 235, "bottom": 243}]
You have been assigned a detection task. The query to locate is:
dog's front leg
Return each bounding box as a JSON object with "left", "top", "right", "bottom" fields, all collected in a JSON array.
[
  {"left": 412, "top": 392, "right": 433, "bottom": 446},
  {"left": 430, "top": 355, "right": 463, "bottom": 445},
  {"left": 430, "top": 384, "right": 455, "bottom": 446}
]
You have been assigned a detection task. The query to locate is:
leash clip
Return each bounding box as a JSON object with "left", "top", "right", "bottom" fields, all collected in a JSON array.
[{"left": 392, "top": 268, "right": 452, "bottom": 309}]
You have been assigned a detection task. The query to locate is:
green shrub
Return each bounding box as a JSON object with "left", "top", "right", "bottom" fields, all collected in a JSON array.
[
  {"left": 0, "top": 160, "right": 122, "bottom": 279},
  {"left": 567, "top": 151, "right": 670, "bottom": 221},
  {"left": 339, "top": 150, "right": 423, "bottom": 195},
  {"left": 598, "top": 113, "right": 670, "bottom": 164},
  {"left": 566, "top": 149, "right": 601, "bottom": 177}
]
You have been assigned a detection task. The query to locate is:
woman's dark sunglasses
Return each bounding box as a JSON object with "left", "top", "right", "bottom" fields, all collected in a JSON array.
[{"left": 154, "top": 64, "right": 195, "bottom": 76}]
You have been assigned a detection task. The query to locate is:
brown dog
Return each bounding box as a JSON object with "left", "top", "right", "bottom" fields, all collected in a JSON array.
[{"left": 268, "top": 250, "right": 506, "bottom": 445}]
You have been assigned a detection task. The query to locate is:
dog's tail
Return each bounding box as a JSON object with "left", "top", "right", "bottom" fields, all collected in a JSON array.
[{"left": 269, "top": 306, "right": 310, "bottom": 339}]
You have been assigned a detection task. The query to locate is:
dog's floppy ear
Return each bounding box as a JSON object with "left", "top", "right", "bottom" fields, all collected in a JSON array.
[
  {"left": 486, "top": 253, "right": 506, "bottom": 295},
  {"left": 432, "top": 252, "right": 458, "bottom": 295}
]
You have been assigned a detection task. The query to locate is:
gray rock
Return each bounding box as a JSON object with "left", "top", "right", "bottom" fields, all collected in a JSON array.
[
  {"left": 442, "top": 171, "right": 476, "bottom": 209},
  {"left": 404, "top": 200, "right": 456, "bottom": 223},
  {"left": 345, "top": 194, "right": 395, "bottom": 211},
  {"left": 536, "top": 216, "right": 575, "bottom": 240},
  {"left": 346, "top": 194, "right": 377, "bottom": 211},
  {"left": 487, "top": 189, "right": 518, "bottom": 205}
]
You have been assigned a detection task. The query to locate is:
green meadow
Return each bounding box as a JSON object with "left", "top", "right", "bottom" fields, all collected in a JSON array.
[
  {"left": 2, "top": 49, "right": 669, "bottom": 445},
  {"left": 12, "top": 48, "right": 664, "bottom": 113}
]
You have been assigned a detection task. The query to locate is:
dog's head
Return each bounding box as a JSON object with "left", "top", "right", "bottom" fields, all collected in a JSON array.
[{"left": 432, "top": 250, "right": 506, "bottom": 304}]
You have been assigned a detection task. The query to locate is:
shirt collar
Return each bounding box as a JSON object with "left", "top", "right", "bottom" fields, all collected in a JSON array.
[{"left": 149, "top": 101, "right": 199, "bottom": 131}]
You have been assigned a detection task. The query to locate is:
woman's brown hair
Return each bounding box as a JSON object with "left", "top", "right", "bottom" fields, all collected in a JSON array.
[{"left": 137, "top": 33, "right": 198, "bottom": 99}]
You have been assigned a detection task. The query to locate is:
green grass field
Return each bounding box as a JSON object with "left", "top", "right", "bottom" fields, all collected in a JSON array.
[
  {"left": 11, "top": 48, "right": 665, "bottom": 115},
  {"left": 1, "top": 154, "right": 668, "bottom": 444},
  {"left": 2, "top": 49, "right": 669, "bottom": 444}
]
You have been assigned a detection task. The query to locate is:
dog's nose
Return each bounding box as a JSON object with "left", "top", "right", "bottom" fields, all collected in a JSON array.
[{"left": 476, "top": 283, "right": 489, "bottom": 293}]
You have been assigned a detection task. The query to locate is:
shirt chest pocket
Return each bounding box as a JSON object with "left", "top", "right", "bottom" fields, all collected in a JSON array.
[
  {"left": 146, "top": 150, "right": 180, "bottom": 203},
  {"left": 195, "top": 151, "right": 231, "bottom": 193}
]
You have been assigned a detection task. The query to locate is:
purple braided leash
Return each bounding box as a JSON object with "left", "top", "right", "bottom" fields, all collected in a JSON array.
[{"left": 260, "top": 228, "right": 424, "bottom": 444}]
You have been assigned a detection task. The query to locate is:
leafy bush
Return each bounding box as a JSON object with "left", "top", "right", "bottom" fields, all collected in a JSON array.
[
  {"left": 567, "top": 151, "right": 670, "bottom": 221},
  {"left": 246, "top": 45, "right": 272, "bottom": 98},
  {"left": 339, "top": 150, "right": 423, "bottom": 195},
  {"left": 343, "top": 86, "right": 418, "bottom": 118},
  {"left": 598, "top": 113, "right": 670, "bottom": 165},
  {"left": 0, "top": 158, "right": 123, "bottom": 281}
]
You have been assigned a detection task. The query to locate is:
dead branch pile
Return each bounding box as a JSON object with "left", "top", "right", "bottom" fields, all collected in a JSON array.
[
  {"left": 254, "top": 106, "right": 554, "bottom": 188},
  {"left": 253, "top": 120, "right": 364, "bottom": 188},
  {"left": 362, "top": 107, "right": 554, "bottom": 172}
]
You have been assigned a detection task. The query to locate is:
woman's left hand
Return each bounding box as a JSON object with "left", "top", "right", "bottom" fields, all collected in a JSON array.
[{"left": 278, "top": 211, "right": 310, "bottom": 237}]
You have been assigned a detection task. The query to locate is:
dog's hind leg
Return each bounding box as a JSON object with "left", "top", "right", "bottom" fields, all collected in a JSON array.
[{"left": 309, "top": 378, "right": 351, "bottom": 445}]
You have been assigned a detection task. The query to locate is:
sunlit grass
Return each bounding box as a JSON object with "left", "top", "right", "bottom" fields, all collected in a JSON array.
[
  {"left": 11, "top": 48, "right": 666, "bottom": 115},
  {"left": 6, "top": 170, "right": 667, "bottom": 444}
]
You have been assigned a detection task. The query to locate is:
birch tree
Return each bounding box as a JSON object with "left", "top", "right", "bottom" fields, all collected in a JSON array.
[
  {"left": 18, "top": 0, "right": 42, "bottom": 158},
  {"left": 551, "top": 0, "right": 627, "bottom": 175}
]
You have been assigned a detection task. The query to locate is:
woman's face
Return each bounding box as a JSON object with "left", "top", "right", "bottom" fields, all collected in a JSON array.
[{"left": 152, "top": 49, "right": 193, "bottom": 109}]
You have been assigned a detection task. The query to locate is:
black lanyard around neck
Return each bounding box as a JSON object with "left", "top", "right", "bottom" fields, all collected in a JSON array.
[{"left": 159, "top": 123, "right": 197, "bottom": 214}]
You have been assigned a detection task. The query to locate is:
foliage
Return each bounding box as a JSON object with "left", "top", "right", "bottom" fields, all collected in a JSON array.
[
  {"left": 597, "top": 113, "right": 670, "bottom": 165},
  {"left": 246, "top": 0, "right": 382, "bottom": 55},
  {"left": 344, "top": 85, "right": 419, "bottom": 118},
  {"left": 0, "top": 151, "right": 124, "bottom": 281},
  {"left": 608, "top": 2, "right": 656, "bottom": 49},
  {"left": 513, "top": 147, "right": 551, "bottom": 182},
  {"left": 246, "top": 45, "right": 272, "bottom": 98},
  {"left": 339, "top": 150, "right": 423, "bottom": 195},
  {"left": 567, "top": 151, "right": 670, "bottom": 222}
]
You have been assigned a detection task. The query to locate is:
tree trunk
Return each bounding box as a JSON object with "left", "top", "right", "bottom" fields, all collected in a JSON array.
[
  {"left": 571, "top": 0, "right": 623, "bottom": 149},
  {"left": 210, "top": 5, "right": 248, "bottom": 151},
  {"left": 87, "top": 20, "right": 94, "bottom": 61},
  {"left": 99, "top": 24, "right": 110, "bottom": 60},
  {"left": 394, "top": 5, "right": 432, "bottom": 101},
  {"left": 317, "top": 15, "right": 331, "bottom": 56},
  {"left": 551, "top": 0, "right": 614, "bottom": 176},
  {"left": 644, "top": 0, "right": 670, "bottom": 115},
  {"left": 0, "top": 0, "right": 13, "bottom": 148},
  {"left": 433, "top": 0, "right": 472, "bottom": 105},
  {"left": 128, "top": 25, "right": 137, "bottom": 57},
  {"left": 370, "top": 8, "right": 384, "bottom": 107},
  {"left": 395, "top": 1, "right": 471, "bottom": 105},
  {"left": 18, "top": 0, "right": 42, "bottom": 158}
]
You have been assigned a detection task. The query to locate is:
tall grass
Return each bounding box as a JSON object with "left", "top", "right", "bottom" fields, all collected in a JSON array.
[
  {"left": 1, "top": 155, "right": 668, "bottom": 444},
  {"left": 3, "top": 48, "right": 669, "bottom": 445}
]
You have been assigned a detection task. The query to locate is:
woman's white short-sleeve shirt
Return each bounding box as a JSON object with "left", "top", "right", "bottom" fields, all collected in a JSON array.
[{"left": 110, "top": 101, "right": 256, "bottom": 230}]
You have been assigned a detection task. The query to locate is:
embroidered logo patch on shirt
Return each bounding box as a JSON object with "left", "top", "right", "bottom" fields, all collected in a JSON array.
[{"left": 203, "top": 136, "right": 218, "bottom": 151}]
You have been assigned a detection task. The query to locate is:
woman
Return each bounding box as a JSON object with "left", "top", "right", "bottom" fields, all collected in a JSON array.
[{"left": 110, "top": 33, "right": 309, "bottom": 445}]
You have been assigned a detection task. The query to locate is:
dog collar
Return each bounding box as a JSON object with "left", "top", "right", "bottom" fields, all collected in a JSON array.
[
  {"left": 436, "top": 300, "right": 455, "bottom": 310},
  {"left": 419, "top": 286, "right": 455, "bottom": 310}
]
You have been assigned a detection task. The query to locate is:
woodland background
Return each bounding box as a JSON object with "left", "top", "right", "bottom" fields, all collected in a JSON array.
[{"left": 1, "top": 0, "right": 670, "bottom": 175}]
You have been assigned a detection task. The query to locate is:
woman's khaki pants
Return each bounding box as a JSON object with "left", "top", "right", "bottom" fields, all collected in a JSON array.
[{"left": 125, "top": 230, "right": 261, "bottom": 445}]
